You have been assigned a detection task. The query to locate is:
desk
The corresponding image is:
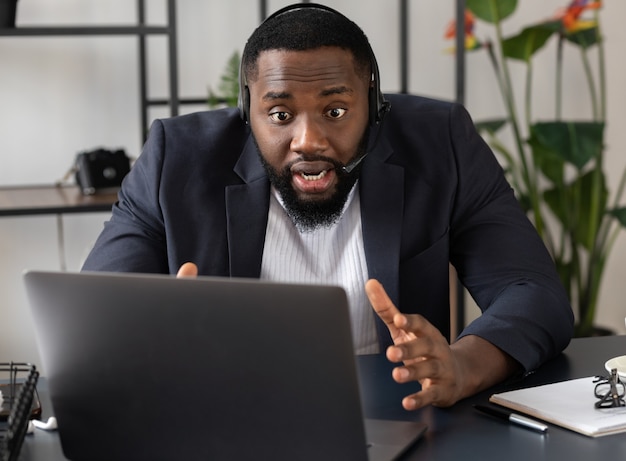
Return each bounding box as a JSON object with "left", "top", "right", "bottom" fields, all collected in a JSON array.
[
  {"left": 0, "top": 185, "right": 117, "bottom": 269},
  {"left": 15, "top": 336, "right": 626, "bottom": 460},
  {"left": 0, "top": 185, "right": 117, "bottom": 217}
]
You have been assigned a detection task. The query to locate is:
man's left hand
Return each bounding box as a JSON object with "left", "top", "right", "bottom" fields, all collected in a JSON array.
[{"left": 365, "top": 279, "right": 518, "bottom": 410}]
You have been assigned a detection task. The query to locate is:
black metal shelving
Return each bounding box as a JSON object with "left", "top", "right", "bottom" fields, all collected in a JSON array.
[{"left": 0, "top": 0, "right": 179, "bottom": 141}]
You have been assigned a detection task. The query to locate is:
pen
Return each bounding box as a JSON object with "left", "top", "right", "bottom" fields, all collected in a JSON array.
[{"left": 474, "top": 404, "right": 548, "bottom": 433}]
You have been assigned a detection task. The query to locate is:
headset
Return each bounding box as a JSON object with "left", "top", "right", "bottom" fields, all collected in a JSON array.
[{"left": 238, "top": 3, "right": 390, "bottom": 127}]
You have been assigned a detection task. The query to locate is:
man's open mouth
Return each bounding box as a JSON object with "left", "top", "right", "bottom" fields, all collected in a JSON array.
[
  {"left": 299, "top": 170, "right": 329, "bottom": 181},
  {"left": 290, "top": 161, "right": 337, "bottom": 195}
]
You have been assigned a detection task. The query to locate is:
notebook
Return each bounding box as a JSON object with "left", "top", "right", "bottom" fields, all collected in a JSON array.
[
  {"left": 490, "top": 376, "right": 626, "bottom": 437},
  {"left": 24, "top": 270, "right": 426, "bottom": 461}
]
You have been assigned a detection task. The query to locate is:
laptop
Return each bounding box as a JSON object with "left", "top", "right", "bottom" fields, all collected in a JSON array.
[{"left": 24, "top": 270, "right": 426, "bottom": 461}]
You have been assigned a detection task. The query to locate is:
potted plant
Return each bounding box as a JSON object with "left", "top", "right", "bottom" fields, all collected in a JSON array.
[
  {"left": 207, "top": 51, "right": 240, "bottom": 109},
  {"left": 446, "top": 0, "right": 626, "bottom": 336}
]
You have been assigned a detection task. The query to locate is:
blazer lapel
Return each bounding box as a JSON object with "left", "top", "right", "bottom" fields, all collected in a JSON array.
[
  {"left": 226, "top": 136, "right": 270, "bottom": 278},
  {"left": 359, "top": 135, "right": 405, "bottom": 348},
  {"left": 360, "top": 136, "right": 404, "bottom": 305}
]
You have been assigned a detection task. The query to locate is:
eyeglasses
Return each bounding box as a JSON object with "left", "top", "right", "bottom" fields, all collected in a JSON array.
[{"left": 593, "top": 368, "right": 626, "bottom": 409}]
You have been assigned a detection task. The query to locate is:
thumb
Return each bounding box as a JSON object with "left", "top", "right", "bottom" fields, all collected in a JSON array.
[
  {"left": 176, "top": 262, "right": 198, "bottom": 278},
  {"left": 366, "top": 279, "right": 418, "bottom": 353},
  {"left": 365, "top": 279, "right": 401, "bottom": 330}
]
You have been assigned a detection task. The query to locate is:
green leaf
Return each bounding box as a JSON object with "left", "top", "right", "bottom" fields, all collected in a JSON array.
[
  {"left": 474, "top": 118, "right": 520, "bottom": 180},
  {"left": 538, "top": 19, "right": 563, "bottom": 33},
  {"left": 502, "top": 22, "right": 558, "bottom": 61},
  {"left": 474, "top": 118, "right": 508, "bottom": 135},
  {"left": 544, "top": 168, "right": 607, "bottom": 251},
  {"left": 529, "top": 121, "right": 604, "bottom": 170},
  {"left": 565, "top": 25, "right": 600, "bottom": 49},
  {"left": 527, "top": 130, "right": 564, "bottom": 185},
  {"left": 467, "top": 0, "right": 517, "bottom": 23},
  {"left": 608, "top": 207, "right": 626, "bottom": 227}
]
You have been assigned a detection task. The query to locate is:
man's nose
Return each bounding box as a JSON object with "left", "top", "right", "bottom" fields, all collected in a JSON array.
[{"left": 289, "top": 116, "right": 329, "bottom": 155}]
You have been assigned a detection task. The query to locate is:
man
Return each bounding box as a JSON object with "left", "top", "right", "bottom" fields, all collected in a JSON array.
[{"left": 82, "top": 4, "right": 574, "bottom": 410}]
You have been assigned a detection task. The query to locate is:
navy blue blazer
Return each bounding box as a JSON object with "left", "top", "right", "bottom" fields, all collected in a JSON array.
[{"left": 82, "top": 94, "right": 574, "bottom": 371}]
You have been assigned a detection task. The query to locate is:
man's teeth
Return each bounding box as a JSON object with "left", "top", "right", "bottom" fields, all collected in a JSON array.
[{"left": 300, "top": 170, "right": 327, "bottom": 181}]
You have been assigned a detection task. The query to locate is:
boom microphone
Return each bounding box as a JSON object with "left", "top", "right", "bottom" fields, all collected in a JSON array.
[
  {"left": 340, "top": 102, "right": 390, "bottom": 174},
  {"left": 341, "top": 153, "right": 368, "bottom": 174}
]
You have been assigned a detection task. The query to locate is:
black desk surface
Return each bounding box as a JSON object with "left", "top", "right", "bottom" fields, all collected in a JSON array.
[{"left": 16, "top": 335, "right": 626, "bottom": 460}]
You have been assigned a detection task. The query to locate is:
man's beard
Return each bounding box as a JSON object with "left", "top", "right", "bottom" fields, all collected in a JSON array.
[{"left": 255, "top": 132, "right": 369, "bottom": 232}]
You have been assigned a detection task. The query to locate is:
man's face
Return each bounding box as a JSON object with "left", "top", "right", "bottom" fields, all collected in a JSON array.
[{"left": 247, "top": 47, "right": 371, "bottom": 230}]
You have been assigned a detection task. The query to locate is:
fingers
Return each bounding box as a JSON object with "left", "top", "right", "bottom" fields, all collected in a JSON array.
[
  {"left": 400, "top": 374, "right": 463, "bottom": 410},
  {"left": 401, "top": 385, "right": 440, "bottom": 410},
  {"left": 365, "top": 279, "right": 399, "bottom": 326},
  {"left": 391, "top": 363, "right": 456, "bottom": 409},
  {"left": 176, "top": 262, "right": 198, "bottom": 278},
  {"left": 386, "top": 315, "right": 443, "bottom": 361},
  {"left": 391, "top": 354, "right": 440, "bottom": 383}
]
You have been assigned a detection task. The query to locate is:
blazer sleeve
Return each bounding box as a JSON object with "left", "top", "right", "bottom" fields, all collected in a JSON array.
[
  {"left": 81, "top": 119, "right": 170, "bottom": 273},
  {"left": 446, "top": 103, "right": 574, "bottom": 372}
]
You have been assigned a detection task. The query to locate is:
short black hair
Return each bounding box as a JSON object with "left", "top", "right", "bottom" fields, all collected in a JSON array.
[{"left": 241, "top": 5, "right": 373, "bottom": 84}]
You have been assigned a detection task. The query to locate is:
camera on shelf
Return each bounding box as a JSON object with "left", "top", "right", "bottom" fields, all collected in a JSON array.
[{"left": 75, "top": 148, "right": 131, "bottom": 195}]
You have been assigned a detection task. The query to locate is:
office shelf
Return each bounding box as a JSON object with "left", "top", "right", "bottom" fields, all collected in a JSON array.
[{"left": 0, "top": 0, "right": 180, "bottom": 139}]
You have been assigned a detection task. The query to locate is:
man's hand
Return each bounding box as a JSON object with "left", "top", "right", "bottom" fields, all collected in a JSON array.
[
  {"left": 176, "top": 262, "right": 198, "bottom": 278},
  {"left": 365, "top": 279, "right": 519, "bottom": 410}
]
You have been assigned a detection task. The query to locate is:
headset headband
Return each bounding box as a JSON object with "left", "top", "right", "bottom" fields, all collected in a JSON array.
[{"left": 237, "top": 3, "right": 389, "bottom": 125}]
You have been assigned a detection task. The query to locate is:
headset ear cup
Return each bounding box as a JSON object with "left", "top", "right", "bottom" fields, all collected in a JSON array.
[
  {"left": 238, "top": 50, "right": 249, "bottom": 122},
  {"left": 369, "top": 86, "right": 377, "bottom": 125},
  {"left": 238, "top": 85, "right": 250, "bottom": 123},
  {"left": 368, "top": 49, "right": 388, "bottom": 125},
  {"left": 369, "top": 83, "right": 388, "bottom": 125}
]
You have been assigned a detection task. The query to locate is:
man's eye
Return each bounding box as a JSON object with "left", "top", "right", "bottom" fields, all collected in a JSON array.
[
  {"left": 269, "top": 111, "right": 291, "bottom": 122},
  {"left": 326, "top": 108, "right": 347, "bottom": 119}
]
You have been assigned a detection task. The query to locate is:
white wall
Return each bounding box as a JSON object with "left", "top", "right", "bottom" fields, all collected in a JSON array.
[{"left": 1, "top": 1, "right": 625, "bottom": 368}]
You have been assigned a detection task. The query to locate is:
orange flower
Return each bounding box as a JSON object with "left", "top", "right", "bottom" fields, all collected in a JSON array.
[
  {"left": 558, "top": 0, "right": 602, "bottom": 33},
  {"left": 444, "top": 10, "right": 482, "bottom": 51}
]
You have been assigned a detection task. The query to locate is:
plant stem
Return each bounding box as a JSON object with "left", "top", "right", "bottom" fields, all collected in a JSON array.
[
  {"left": 556, "top": 34, "right": 564, "bottom": 120},
  {"left": 488, "top": 0, "right": 544, "bottom": 237},
  {"left": 525, "top": 58, "right": 533, "bottom": 128},
  {"left": 578, "top": 16, "right": 607, "bottom": 334},
  {"left": 593, "top": 15, "right": 612, "bottom": 262},
  {"left": 596, "top": 12, "right": 606, "bottom": 121},
  {"left": 596, "top": 158, "right": 626, "bottom": 270},
  {"left": 580, "top": 46, "right": 599, "bottom": 120}
]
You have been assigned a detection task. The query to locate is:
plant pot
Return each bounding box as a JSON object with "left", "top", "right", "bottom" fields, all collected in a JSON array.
[{"left": 0, "top": 0, "right": 18, "bottom": 28}]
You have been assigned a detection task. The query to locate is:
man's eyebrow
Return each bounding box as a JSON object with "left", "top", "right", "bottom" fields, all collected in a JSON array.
[
  {"left": 320, "top": 86, "right": 353, "bottom": 97},
  {"left": 262, "top": 86, "right": 354, "bottom": 102},
  {"left": 262, "top": 91, "right": 291, "bottom": 101}
]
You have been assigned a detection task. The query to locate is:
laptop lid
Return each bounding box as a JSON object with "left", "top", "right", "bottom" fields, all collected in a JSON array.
[{"left": 24, "top": 270, "right": 425, "bottom": 461}]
